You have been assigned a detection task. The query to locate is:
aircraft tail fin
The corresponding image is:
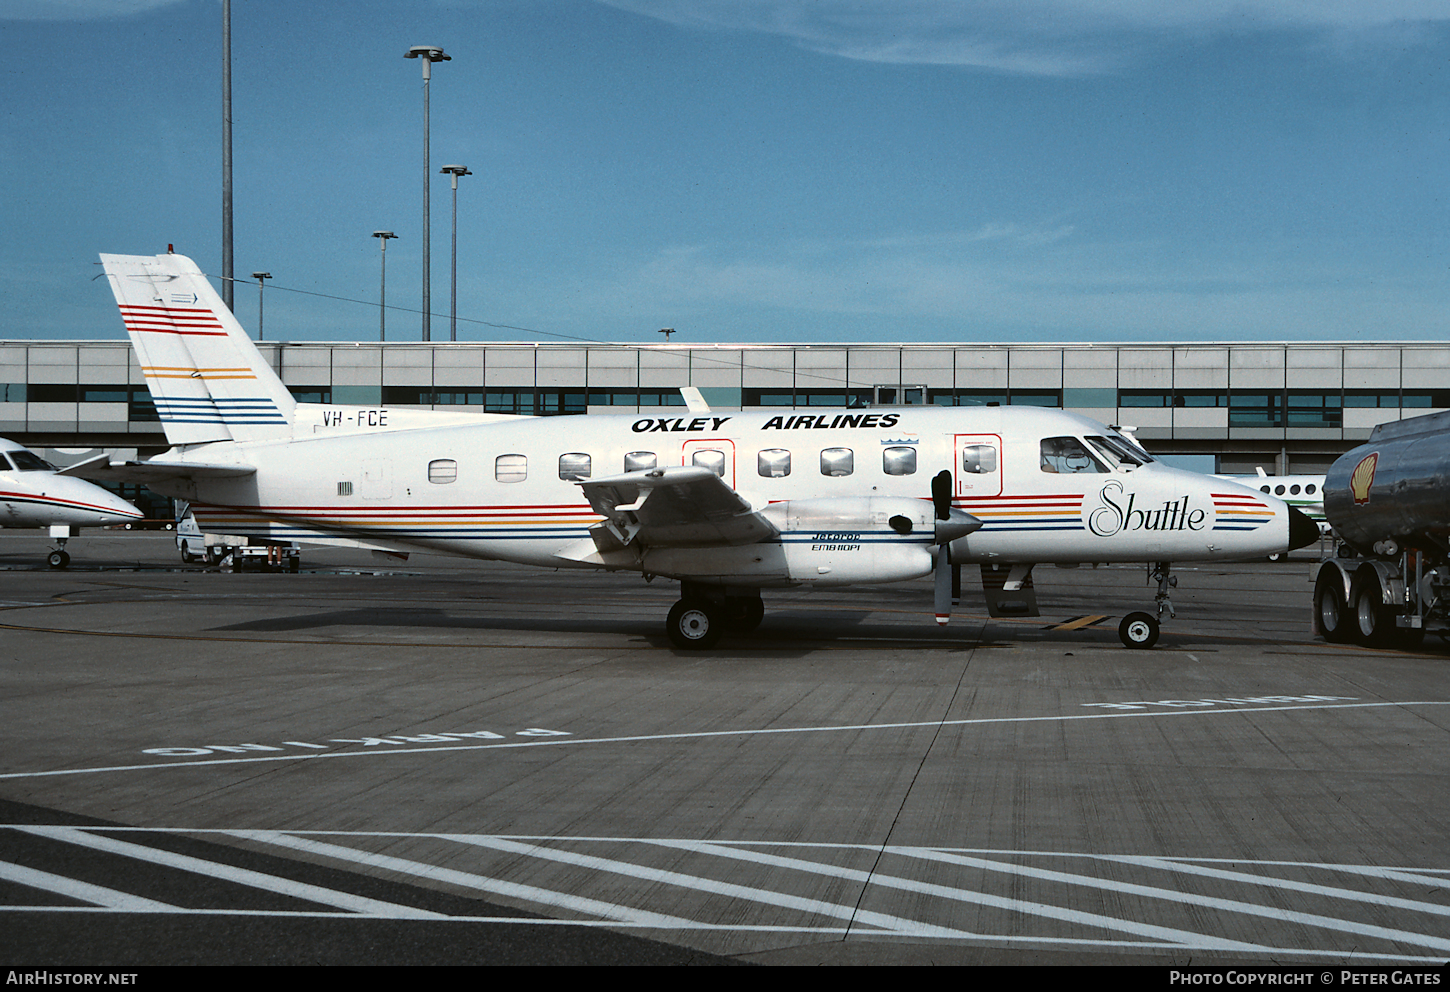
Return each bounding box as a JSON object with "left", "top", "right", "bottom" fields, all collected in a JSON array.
[{"left": 99, "top": 251, "right": 296, "bottom": 445}]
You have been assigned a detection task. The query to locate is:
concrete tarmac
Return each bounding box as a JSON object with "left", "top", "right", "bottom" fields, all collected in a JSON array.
[{"left": 0, "top": 532, "right": 1446, "bottom": 966}]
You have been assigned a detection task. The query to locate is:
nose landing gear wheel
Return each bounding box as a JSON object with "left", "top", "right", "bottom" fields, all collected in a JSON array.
[
  {"left": 667, "top": 599, "right": 723, "bottom": 649},
  {"left": 1119, "top": 611, "right": 1160, "bottom": 649},
  {"left": 47, "top": 550, "right": 70, "bottom": 570}
]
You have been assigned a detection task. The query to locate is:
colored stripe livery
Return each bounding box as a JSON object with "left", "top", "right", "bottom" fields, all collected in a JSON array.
[
  {"left": 152, "top": 397, "right": 288, "bottom": 426},
  {"left": 118, "top": 305, "right": 228, "bottom": 337},
  {"left": 959, "top": 494, "right": 1085, "bottom": 532},
  {"left": 1210, "top": 492, "right": 1275, "bottom": 531}
]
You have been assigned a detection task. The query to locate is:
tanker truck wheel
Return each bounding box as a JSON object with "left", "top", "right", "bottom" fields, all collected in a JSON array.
[
  {"left": 1314, "top": 569, "right": 1352, "bottom": 643},
  {"left": 1351, "top": 581, "right": 1394, "bottom": 647}
]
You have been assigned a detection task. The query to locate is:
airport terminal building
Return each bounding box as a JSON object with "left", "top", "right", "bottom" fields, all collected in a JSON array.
[{"left": 3, "top": 338, "right": 1445, "bottom": 478}]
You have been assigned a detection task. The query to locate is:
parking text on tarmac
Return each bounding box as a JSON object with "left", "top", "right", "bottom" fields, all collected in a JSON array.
[
  {"left": 1082, "top": 695, "right": 1357, "bottom": 711},
  {"left": 141, "top": 727, "right": 571, "bottom": 756}
]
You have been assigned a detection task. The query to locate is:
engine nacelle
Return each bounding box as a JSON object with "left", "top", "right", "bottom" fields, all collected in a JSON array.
[{"left": 760, "top": 496, "right": 937, "bottom": 586}]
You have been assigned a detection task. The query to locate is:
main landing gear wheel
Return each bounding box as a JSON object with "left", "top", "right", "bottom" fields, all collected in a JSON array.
[
  {"left": 46, "top": 550, "right": 70, "bottom": 570},
  {"left": 723, "top": 595, "right": 765, "bottom": 633},
  {"left": 666, "top": 599, "right": 723, "bottom": 650},
  {"left": 1119, "top": 611, "right": 1160, "bottom": 649}
]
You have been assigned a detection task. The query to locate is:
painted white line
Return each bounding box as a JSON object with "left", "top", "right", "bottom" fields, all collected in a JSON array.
[
  {"left": 2, "top": 699, "right": 1446, "bottom": 782},
  {"left": 11, "top": 825, "right": 446, "bottom": 919},
  {"left": 894, "top": 848, "right": 1450, "bottom": 955},
  {"left": 0, "top": 857, "right": 176, "bottom": 912},
  {"left": 1101, "top": 854, "right": 1450, "bottom": 918},
  {"left": 447, "top": 834, "right": 962, "bottom": 938},
  {"left": 7, "top": 828, "right": 1447, "bottom": 960},
  {"left": 1127, "top": 857, "right": 1450, "bottom": 887},
  {"left": 648, "top": 839, "right": 1274, "bottom": 952},
  {"left": 0, "top": 899, "right": 1439, "bottom": 961},
  {"left": 227, "top": 830, "right": 705, "bottom": 930}
]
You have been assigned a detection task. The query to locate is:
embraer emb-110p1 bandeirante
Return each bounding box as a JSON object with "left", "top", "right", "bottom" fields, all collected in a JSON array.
[
  {"left": 83, "top": 251, "right": 1318, "bottom": 647},
  {"left": 0, "top": 438, "right": 143, "bottom": 567}
]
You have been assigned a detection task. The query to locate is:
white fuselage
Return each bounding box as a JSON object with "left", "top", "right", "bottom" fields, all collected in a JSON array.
[
  {"left": 158, "top": 405, "right": 1294, "bottom": 584},
  {"left": 0, "top": 443, "right": 142, "bottom": 530}
]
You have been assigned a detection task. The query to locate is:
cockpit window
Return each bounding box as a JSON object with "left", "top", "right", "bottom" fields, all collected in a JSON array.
[
  {"left": 1040, "top": 437, "right": 1108, "bottom": 474},
  {"left": 1085, "top": 434, "right": 1151, "bottom": 470},
  {"left": 7, "top": 451, "right": 53, "bottom": 472}
]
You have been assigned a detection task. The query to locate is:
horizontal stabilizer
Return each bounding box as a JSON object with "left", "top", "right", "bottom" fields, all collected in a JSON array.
[{"left": 57, "top": 454, "right": 256, "bottom": 484}]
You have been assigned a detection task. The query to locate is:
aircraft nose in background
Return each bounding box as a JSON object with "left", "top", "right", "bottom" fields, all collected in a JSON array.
[
  {"left": 1286, "top": 505, "right": 1319, "bottom": 551},
  {"left": 62, "top": 479, "right": 144, "bottom": 524}
]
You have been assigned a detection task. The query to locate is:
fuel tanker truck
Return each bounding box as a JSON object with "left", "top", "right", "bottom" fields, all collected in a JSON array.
[{"left": 1314, "top": 409, "right": 1450, "bottom": 647}]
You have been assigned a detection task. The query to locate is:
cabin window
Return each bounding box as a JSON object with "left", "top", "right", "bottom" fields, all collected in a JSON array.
[
  {"left": 624, "top": 451, "right": 656, "bottom": 472},
  {"left": 1084, "top": 434, "right": 1150, "bottom": 469},
  {"left": 692, "top": 448, "right": 726, "bottom": 478},
  {"left": 427, "top": 459, "right": 458, "bottom": 485},
  {"left": 1040, "top": 437, "right": 1107, "bottom": 474},
  {"left": 495, "top": 453, "right": 527, "bottom": 483},
  {"left": 1260, "top": 485, "right": 1271, "bottom": 493},
  {"left": 962, "top": 444, "right": 997, "bottom": 475},
  {"left": 820, "top": 447, "right": 854, "bottom": 477},
  {"left": 1306, "top": 484, "right": 1317, "bottom": 495},
  {"left": 1290, "top": 484, "right": 1300, "bottom": 495},
  {"left": 1275, "top": 484, "right": 1286, "bottom": 495},
  {"left": 758, "top": 448, "right": 791, "bottom": 478},
  {"left": 558, "top": 453, "right": 591, "bottom": 480},
  {"left": 882, "top": 446, "right": 917, "bottom": 476}
]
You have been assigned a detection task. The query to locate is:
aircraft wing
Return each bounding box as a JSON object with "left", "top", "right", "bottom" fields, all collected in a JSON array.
[
  {"left": 569, "top": 466, "right": 777, "bottom": 556},
  {"left": 56, "top": 454, "right": 256, "bottom": 484}
]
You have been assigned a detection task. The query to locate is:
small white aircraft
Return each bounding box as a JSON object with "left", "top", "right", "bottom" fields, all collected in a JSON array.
[
  {"left": 78, "top": 251, "right": 1317, "bottom": 647},
  {"left": 0, "top": 437, "right": 144, "bottom": 567},
  {"left": 1221, "top": 468, "right": 1327, "bottom": 525},
  {"left": 1216, "top": 468, "right": 1330, "bottom": 558}
]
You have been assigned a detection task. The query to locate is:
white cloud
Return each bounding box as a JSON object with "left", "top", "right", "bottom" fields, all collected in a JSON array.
[
  {"left": 0, "top": 0, "right": 188, "bottom": 21},
  {"left": 596, "top": 1, "right": 1450, "bottom": 75}
]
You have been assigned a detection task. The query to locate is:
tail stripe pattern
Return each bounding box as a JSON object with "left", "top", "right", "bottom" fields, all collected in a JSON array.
[{"left": 101, "top": 252, "right": 297, "bottom": 445}]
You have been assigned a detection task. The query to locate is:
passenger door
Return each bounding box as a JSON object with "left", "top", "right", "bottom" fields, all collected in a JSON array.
[{"left": 954, "top": 434, "right": 1002, "bottom": 498}]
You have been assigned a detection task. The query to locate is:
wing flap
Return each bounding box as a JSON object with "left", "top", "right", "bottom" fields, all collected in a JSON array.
[{"left": 577, "top": 466, "right": 777, "bottom": 548}]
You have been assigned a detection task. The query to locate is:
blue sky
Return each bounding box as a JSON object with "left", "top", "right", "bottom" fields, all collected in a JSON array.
[{"left": 2, "top": 0, "right": 1448, "bottom": 345}]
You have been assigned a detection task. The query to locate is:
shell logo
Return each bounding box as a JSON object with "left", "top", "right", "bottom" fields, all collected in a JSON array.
[{"left": 1349, "top": 452, "right": 1378, "bottom": 505}]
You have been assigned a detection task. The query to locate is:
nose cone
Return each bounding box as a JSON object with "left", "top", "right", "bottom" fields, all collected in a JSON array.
[
  {"left": 55, "top": 478, "right": 144, "bottom": 525},
  {"left": 1286, "top": 505, "right": 1320, "bottom": 551}
]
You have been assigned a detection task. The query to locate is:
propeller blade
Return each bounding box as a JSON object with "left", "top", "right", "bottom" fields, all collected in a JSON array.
[
  {"left": 931, "top": 469, "right": 952, "bottom": 520},
  {"left": 934, "top": 546, "right": 952, "bottom": 625}
]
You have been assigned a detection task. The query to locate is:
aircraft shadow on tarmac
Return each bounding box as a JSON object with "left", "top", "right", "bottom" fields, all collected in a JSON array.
[{"left": 201, "top": 603, "right": 1134, "bottom": 654}]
